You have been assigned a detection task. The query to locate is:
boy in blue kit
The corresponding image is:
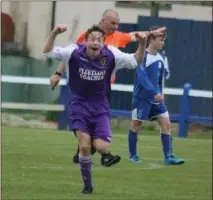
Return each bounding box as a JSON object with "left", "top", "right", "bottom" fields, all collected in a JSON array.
[{"left": 128, "top": 25, "right": 184, "bottom": 165}]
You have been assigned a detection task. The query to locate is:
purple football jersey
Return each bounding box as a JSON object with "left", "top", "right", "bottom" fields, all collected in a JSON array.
[
  {"left": 45, "top": 43, "right": 137, "bottom": 103},
  {"left": 68, "top": 44, "right": 114, "bottom": 102},
  {"left": 44, "top": 43, "right": 137, "bottom": 140}
]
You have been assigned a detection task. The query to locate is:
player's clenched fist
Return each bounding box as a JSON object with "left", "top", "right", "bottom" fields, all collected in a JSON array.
[
  {"left": 52, "top": 24, "right": 67, "bottom": 34},
  {"left": 135, "top": 32, "right": 147, "bottom": 44}
]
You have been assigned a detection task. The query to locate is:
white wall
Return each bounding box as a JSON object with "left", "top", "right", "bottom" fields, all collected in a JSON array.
[
  {"left": 1, "top": 2, "right": 212, "bottom": 58},
  {"left": 26, "top": 2, "right": 52, "bottom": 58},
  {"left": 1, "top": 2, "right": 11, "bottom": 14}
]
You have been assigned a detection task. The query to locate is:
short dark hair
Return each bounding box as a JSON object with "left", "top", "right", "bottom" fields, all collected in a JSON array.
[
  {"left": 85, "top": 25, "right": 106, "bottom": 40},
  {"left": 149, "top": 25, "right": 167, "bottom": 40}
]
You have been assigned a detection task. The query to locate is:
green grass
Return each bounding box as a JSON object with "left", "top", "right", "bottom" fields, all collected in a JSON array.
[{"left": 2, "top": 126, "right": 212, "bottom": 200}]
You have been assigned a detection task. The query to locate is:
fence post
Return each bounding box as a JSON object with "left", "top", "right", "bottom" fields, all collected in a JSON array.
[{"left": 178, "top": 83, "right": 192, "bottom": 138}]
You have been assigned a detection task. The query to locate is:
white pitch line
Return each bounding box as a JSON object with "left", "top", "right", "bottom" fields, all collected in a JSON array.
[{"left": 22, "top": 163, "right": 165, "bottom": 170}]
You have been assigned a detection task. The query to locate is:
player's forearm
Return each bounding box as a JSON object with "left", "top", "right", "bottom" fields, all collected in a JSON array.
[
  {"left": 139, "top": 81, "right": 158, "bottom": 97},
  {"left": 134, "top": 41, "right": 147, "bottom": 65},
  {"left": 56, "top": 62, "right": 65, "bottom": 73},
  {"left": 144, "top": 86, "right": 159, "bottom": 99},
  {"left": 130, "top": 26, "right": 166, "bottom": 41},
  {"left": 43, "top": 31, "right": 58, "bottom": 53},
  {"left": 130, "top": 31, "right": 151, "bottom": 41},
  {"left": 137, "top": 67, "right": 158, "bottom": 97}
]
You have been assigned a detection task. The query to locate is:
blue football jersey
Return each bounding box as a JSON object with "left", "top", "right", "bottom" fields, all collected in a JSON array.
[{"left": 133, "top": 50, "right": 165, "bottom": 104}]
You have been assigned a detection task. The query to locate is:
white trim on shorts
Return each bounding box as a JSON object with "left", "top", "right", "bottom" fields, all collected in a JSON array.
[
  {"left": 132, "top": 108, "right": 144, "bottom": 122},
  {"left": 132, "top": 108, "right": 169, "bottom": 122},
  {"left": 150, "top": 111, "right": 169, "bottom": 120}
]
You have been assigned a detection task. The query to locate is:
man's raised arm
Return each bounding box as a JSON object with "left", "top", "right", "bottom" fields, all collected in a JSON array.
[
  {"left": 129, "top": 26, "right": 166, "bottom": 42},
  {"left": 134, "top": 32, "right": 147, "bottom": 65},
  {"left": 107, "top": 32, "right": 147, "bottom": 71}
]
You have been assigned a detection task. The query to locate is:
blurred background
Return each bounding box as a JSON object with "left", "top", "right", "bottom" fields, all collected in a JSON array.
[{"left": 1, "top": 1, "right": 212, "bottom": 129}]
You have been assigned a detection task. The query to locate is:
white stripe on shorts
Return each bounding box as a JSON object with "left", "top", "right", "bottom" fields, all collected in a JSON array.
[
  {"left": 132, "top": 108, "right": 169, "bottom": 121},
  {"left": 132, "top": 108, "right": 144, "bottom": 121},
  {"left": 150, "top": 111, "right": 169, "bottom": 120}
]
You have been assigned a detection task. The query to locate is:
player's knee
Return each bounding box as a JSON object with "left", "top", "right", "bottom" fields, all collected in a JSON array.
[
  {"left": 130, "top": 120, "right": 142, "bottom": 133},
  {"left": 76, "top": 130, "right": 91, "bottom": 155},
  {"left": 79, "top": 142, "right": 91, "bottom": 155},
  {"left": 93, "top": 139, "right": 110, "bottom": 152},
  {"left": 161, "top": 122, "right": 172, "bottom": 134}
]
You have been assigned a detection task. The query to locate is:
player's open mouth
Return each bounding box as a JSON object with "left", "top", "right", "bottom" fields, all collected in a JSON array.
[{"left": 92, "top": 47, "right": 99, "bottom": 51}]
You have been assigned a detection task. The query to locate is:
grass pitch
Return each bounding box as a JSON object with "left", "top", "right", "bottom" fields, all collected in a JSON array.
[{"left": 2, "top": 126, "right": 212, "bottom": 200}]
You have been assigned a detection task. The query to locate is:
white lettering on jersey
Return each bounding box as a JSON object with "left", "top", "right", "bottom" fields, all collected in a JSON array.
[{"left": 79, "top": 68, "right": 106, "bottom": 81}]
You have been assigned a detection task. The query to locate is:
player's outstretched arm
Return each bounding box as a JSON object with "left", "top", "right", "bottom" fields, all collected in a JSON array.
[
  {"left": 134, "top": 32, "right": 147, "bottom": 65},
  {"left": 107, "top": 33, "right": 147, "bottom": 71},
  {"left": 129, "top": 26, "right": 167, "bottom": 41}
]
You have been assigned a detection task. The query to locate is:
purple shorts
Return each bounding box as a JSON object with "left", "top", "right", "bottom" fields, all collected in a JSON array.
[{"left": 68, "top": 99, "right": 112, "bottom": 143}]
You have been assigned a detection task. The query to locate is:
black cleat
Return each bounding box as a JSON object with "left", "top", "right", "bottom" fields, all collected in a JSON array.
[
  {"left": 81, "top": 186, "right": 93, "bottom": 194},
  {"left": 101, "top": 153, "right": 121, "bottom": 167},
  {"left": 73, "top": 154, "right": 79, "bottom": 163},
  {"left": 91, "top": 146, "right": 97, "bottom": 155}
]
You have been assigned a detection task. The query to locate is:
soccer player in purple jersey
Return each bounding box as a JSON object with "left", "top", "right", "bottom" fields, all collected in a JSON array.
[
  {"left": 49, "top": 9, "right": 166, "bottom": 167},
  {"left": 43, "top": 24, "right": 147, "bottom": 194}
]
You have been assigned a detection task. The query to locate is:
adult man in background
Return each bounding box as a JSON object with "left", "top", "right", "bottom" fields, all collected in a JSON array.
[{"left": 50, "top": 9, "right": 166, "bottom": 166}]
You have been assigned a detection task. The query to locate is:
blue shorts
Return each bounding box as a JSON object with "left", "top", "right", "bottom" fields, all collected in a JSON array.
[{"left": 132, "top": 100, "right": 169, "bottom": 121}]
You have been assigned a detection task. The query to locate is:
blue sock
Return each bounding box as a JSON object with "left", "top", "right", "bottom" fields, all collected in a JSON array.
[
  {"left": 161, "top": 133, "right": 172, "bottom": 159},
  {"left": 170, "top": 136, "right": 173, "bottom": 156},
  {"left": 128, "top": 130, "right": 138, "bottom": 157}
]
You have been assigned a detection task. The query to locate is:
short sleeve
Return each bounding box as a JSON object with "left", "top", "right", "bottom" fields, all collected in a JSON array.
[
  {"left": 107, "top": 45, "right": 137, "bottom": 71},
  {"left": 43, "top": 44, "right": 78, "bottom": 66}
]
